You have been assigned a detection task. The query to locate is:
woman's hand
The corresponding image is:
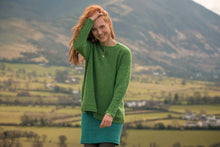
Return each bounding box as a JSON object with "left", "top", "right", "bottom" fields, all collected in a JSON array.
[
  {"left": 89, "top": 11, "right": 103, "bottom": 21},
  {"left": 100, "top": 113, "right": 113, "bottom": 128}
]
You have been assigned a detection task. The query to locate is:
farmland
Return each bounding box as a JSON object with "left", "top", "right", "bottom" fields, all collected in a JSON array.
[
  {"left": 1, "top": 126, "right": 220, "bottom": 147},
  {"left": 0, "top": 62, "right": 220, "bottom": 146}
]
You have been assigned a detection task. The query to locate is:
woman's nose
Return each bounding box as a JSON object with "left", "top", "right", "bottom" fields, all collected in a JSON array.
[{"left": 97, "top": 29, "right": 102, "bottom": 35}]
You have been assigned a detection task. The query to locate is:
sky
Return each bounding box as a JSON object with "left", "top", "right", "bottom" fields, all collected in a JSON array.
[{"left": 193, "top": 0, "right": 220, "bottom": 15}]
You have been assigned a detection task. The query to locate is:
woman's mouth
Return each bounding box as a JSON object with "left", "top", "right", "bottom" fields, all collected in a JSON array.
[{"left": 98, "top": 35, "right": 105, "bottom": 40}]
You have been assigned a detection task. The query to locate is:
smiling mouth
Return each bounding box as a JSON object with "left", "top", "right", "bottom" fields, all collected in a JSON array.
[{"left": 98, "top": 35, "right": 105, "bottom": 40}]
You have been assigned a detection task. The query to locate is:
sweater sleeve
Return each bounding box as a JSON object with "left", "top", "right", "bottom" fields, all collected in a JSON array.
[
  {"left": 106, "top": 49, "right": 132, "bottom": 118},
  {"left": 73, "top": 18, "right": 94, "bottom": 60}
]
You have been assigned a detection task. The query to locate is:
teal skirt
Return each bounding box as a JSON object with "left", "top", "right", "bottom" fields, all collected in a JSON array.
[{"left": 81, "top": 112, "right": 123, "bottom": 145}]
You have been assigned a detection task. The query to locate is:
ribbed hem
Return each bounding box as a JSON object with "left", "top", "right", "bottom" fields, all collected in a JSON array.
[{"left": 81, "top": 104, "right": 97, "bottom": 112}]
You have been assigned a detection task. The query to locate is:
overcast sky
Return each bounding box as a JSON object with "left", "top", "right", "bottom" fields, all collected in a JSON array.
[{"left": 193, "top": 0, "right": 220, "bottom": 15}]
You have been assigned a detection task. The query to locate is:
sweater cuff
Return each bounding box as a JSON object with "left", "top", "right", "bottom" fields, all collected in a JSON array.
[{"left": 105, "top": 98, "right": 121, "bottom": 118}]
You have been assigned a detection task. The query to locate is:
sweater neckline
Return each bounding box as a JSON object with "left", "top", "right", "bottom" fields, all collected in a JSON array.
[{"left": 99, "top": 42, "right": 119, "bottom": 49}]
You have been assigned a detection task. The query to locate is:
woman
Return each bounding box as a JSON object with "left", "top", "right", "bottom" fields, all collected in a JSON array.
[{"left": 69, "top": 5, "right": 132, "bottom": 147}]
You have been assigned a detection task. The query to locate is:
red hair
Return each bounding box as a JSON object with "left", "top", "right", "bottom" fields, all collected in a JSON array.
[{"left": 69, "top": 5, "right": 115, "bottom": 66}]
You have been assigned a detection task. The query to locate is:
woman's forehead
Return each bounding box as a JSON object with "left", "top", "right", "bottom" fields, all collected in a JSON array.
[{"left": 93, "top": 17, "right": 107, "bottom": 28}]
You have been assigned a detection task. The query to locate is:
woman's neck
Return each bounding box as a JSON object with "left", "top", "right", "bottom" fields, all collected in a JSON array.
[{"left": 100, "top": 39, "right": 117, "bottom": 47}]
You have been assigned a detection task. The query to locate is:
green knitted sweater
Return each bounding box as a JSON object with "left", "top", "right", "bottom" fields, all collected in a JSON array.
[{"left": 73, "top": 18, "right": 132, "bottom": 124}]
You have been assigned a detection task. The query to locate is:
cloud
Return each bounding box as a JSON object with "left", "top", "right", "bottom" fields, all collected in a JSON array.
[{"left": 193, "top": 0, "right": 220, "bottom": 15}]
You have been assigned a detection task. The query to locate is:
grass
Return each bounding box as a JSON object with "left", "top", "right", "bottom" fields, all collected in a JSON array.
[
  {"left": 0, "top": 105, "right": 55, "bottom": 113},
  {"left": 29, "top": 91, "right": 69, "bottom": 96},
  {"left": 126, "top": 77, "right": 220, "bottom": 101},
  {"left": 0, "top": 126, "right": 83, "bottom": 147},
  {"left": 1, "top": 126, "right": 220, "bottom": 147},
  {"left": 1, "top": 62, "right": 220, "bottom": 146},
  {"left": 125, "top": 129, "right": 220, "bottom": 147},
  {"left": 0, "top": 105, "right": 81, "bottom": 124},
  {"left": 55, "top": 106, "right": 81, "bottom": 115},
  {"left": 1, "top": 62, "right": 220, "bottom": 102},
  {"left": 140, "top": 119, "right": 189, "bottom": 128},
  {"left": 125, "top": 112, "right": 181, "bottom": 122},
  {"left": 170, "top": 105, "right": 220, "bottom": 114},
  {"left": 0, "top": 111, "right": 23, "bottom": 123}
]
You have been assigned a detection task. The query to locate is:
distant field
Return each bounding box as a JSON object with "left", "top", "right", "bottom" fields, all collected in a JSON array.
[
  {"left": 1, "top": 62, "right": 220, "bottom": 102},
  {"left": 1, "top": 126, "right": 220, "bottom": 147},
  {"left": 0, "top": 126, "right": 83, "bottom": 147},
  {"left": 126, "top": 129, "right": 220, "bottom": 147},
  {"left": 3, "top": 105, "right": 218, "bottom": 127},
  {"left": 1, "top": 62, "right": 220, "bottom": 147},
  {"left": 125, "top": 112, "right": 181, "bottom": 122},
  {"left": 0, "top": 105, "right": 81, "bottom": 124},
  {"left": 170, "top": 105, "right": 220, "bottom": 114},
  {"left": 126, "top": 79, "right": 220, "bottom": 101},
  {"left": 140, "top": 119, "right": 187, "bottom": 127}
]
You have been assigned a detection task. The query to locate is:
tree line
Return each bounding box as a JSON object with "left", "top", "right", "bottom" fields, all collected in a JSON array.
[
  {"left": 0, "top": 130, "right": 68, "bottom": 147},
  {"left": 164, "top": 92, "right": 220, "bottom": 105}
]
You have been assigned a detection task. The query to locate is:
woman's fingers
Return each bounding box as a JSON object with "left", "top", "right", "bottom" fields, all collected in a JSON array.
[
  {"left": 89, "top": 11, "right": 103, "bottom": 21},
  {"left": 100, "top": 114, "right": 113, "bottom": 128}
]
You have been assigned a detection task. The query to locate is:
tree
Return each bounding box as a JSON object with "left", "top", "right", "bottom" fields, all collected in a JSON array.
[
  {"left": 172, "top": 142, "right": 181, "bottom": 147},
  {"left": 58, "top": 135, "right": 67, "bottom": 147},
  {"left": 55, "top": 70, "right": 68, "bottom": 83},
  {"left": 174, "top": 93, "right": 179, "bottom": 104},
  {"left": 154, "top": 123, "right": 165, "bottom": 129}
]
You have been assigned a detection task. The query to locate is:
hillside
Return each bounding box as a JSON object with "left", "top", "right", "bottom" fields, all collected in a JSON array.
[{"left": 0, "top": 0, "right": 220, "bottom": 80}]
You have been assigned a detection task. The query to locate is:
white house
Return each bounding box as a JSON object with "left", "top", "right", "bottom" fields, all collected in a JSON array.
[
  {"left": 184, "top": 122, "right": 197, "bottom": 127},
  {"left": 182, "top": 113, "right": 196, "bottom": 120},
  {"left": 206, "top": 115, "right": 216, "bottom": 121}
]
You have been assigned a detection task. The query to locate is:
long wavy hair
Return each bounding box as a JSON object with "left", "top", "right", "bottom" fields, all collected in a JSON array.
[{"left": 69, "top": 5, "right": 115, "bottom": 66}]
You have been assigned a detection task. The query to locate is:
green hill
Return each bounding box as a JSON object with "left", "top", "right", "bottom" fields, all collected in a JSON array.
[{"left": 0, "top": 0, "right": 220, "bottom": 80}]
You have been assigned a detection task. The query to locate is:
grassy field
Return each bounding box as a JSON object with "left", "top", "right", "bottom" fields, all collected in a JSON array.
[
  {"left": 126, "top": 129, "right": 220, "bottom": 147},
  {"left": 1, "top": 62, "right": 220, "bottom": 102},
  {"left": 1, "top": 126, "right": 220, "bottom": 147},
  {"left": 0, "top": 105, "right": 81, "bottom": 124},
  {"left": 170, "top": 105, "right": 220, "bottom": 114},
  {"left": 1, "top": 104, "right": 219, "bottom": 124},
  {"left": 0, "top": 126, "right": 83, "bottom": 147},
  {"left": 1, "top": 62, "right": 220, "bottom": 146},
  {"left": 125, "top": 112, "right": 181, "bottom": 122}
]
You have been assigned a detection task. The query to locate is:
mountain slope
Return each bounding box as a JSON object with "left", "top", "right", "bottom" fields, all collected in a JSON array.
[{"left": 0, "top": 0, "right": 220, "bottom": 80}]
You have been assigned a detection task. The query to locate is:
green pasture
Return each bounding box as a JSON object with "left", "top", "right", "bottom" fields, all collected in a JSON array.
[
  {"left": 1, "top": 63, "right": 70, "bottom": 76},
  {"left": 0, "top": 111, "right": 23, "bottom": 123},
  {"left": 140, "top": 119, "right": 189, "bottom": 128},
  {"left": 0, "top": 105, "right": 81, "bottom": 124},
  {"left": 0, "top": 91, "right": 17, "bottom": 96},
  {"left": 1, "top": 104, "right": 220, "bottom": 125},
  {"left": 125, "top": 112, "right": 181, "bottom": 122},
  {"left": 0, "top": 96, "right": 58, "bottom": 103},
  {"left": 55, "top": 106, "right": 81, "bottom": 115},
  {"left": 170, "top": 105, "right": 220, "bottom": 114},
  {"left": 1, "top": 126, "right": 220, "bottom": 147},
  {"left": 126, "top": 129, "right": 220, "bottom": 147},
  {"left": 55, "top": 83, "right": 81, "bottom": 90},
  {"left": 29, "top": 91, "right": 69, "bottom": 97},
  {"left": 1, "top": 62, "right": 220, "bottom": 102},
  {"left": 0, "top": 126, "right": 82, "bottom": 147},
  {"left": 126, "top": 79, "right": 220, "bottom": 101}
]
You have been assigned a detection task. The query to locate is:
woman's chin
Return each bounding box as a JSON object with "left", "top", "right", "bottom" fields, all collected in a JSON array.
[{"left": 99, "top": 40, "right": 107, "bottom": 44}]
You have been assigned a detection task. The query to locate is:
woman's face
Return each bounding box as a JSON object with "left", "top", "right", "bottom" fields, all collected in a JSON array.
[{"left": 91, "top": 17, "right": 112, "bottom": 45}]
